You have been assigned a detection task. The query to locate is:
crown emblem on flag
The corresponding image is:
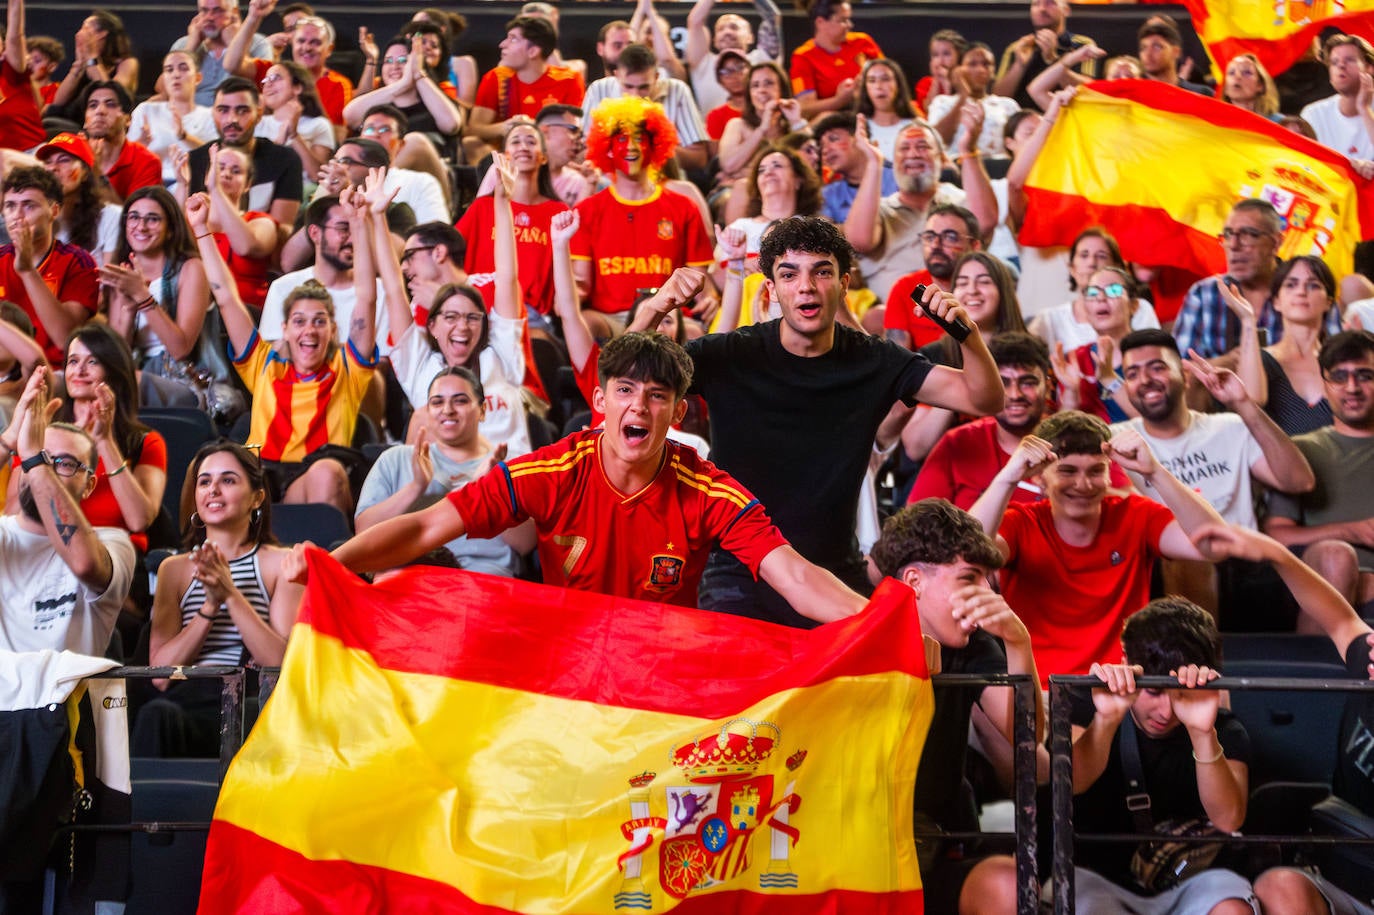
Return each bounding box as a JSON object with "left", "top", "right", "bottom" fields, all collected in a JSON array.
[{"left": 672, "top": 718, "right": 779, "bottom": 783}]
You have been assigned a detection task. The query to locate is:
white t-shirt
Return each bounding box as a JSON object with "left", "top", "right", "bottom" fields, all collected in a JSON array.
[
  {"left": 1113, "top": 412, "right": 1264, "bottom": 529},
  {"left": 258, "top": 266, "right": 391, "bottom": 356},
  {"left": 925, "top": 93, "right": 1022, "bottom": 159},
  {"left": 56, "top": 204, "right": 121, "bottom": 264},
  {"left": 0, "top": 517, "right": 135, "bottom": 655},
  {"left": 1299, "top": 94, "right": 1374, "bottom": 160},
  {"left": 256, "top": 113, "right": 337, "bottom": 183},
  {"left": 1033, "top": 298, "right": 1161, "bottom": 352},
  {"left": 866, "top": 118, "right": 915, "bottom": 164},
  {"left": 128, "top": 100, "right": 218, "bottom": 184},
  {"left": 384, "top": 168, "right": 449, "bottom": 225},
  {"left": 389, "top": 315, "right": 532, "bottom": 458}
]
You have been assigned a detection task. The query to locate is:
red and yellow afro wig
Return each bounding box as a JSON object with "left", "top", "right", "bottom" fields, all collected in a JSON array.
[{"left": 586, "top": 97, "right": 679, "bottom": 179}]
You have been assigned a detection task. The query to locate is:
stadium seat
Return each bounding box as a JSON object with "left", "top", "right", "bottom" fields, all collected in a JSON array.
[
  {"left": 1224, "top": 659, "right": 1351, "bottom": 786},
  {"left": 141, "top": 409, "right": 218, "bottom": 522},
  {"left": 126, "top": 762, "right": 221, "bottom": 915},
  {"left": 270, "top": 502, "right": 353, "bottom": 548},
  {"left": 1222, "top": 633, "right": 1345, "bottom": 667}
]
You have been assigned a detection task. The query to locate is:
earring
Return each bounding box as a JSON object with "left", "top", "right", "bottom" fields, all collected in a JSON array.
[{"left": 190, "top": 511, "right": 206, "bottom": 529}]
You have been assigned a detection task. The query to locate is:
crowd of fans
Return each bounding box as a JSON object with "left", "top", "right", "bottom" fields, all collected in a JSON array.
[{"left": 5, "top": 0, "right": 1374, "bottom": 910}]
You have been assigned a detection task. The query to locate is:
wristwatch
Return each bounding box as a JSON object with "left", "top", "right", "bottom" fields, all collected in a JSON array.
[
  {"left": 86, "top": 58, "right": 99, "bottom": 68},
  {"left": 20, "top": 451, "right": 51, "bottom": 473}
]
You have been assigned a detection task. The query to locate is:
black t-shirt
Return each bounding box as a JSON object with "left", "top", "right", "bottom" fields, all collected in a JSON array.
[
  {"left": 915, "top": 628, "right": 1008, "bottom": 834},
  {"left": 1334, "top": 632, "right": 1374, "bottom": 815},
  {"left": 188, "top": 137, "right": 303, "bottom": 209},
  {"left": 685, "top": 321, "right": 931, "bottom": 569},
  {"left": 1067, "top": 689, "right": 1251, "bottom": 888}
]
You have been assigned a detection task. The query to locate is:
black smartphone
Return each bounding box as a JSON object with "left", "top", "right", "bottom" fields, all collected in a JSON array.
[{"left": 911, "top": 283, "right": 971, "bottom": 343}]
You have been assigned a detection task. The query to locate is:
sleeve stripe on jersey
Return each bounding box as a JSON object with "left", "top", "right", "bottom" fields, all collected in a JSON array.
[
  {"left": 505, "top": 439, "right": 597, "bottom": 479},
  {"left": 500, "top": 463, "right": 518, "bottom": 516},
  {"left": 671, "top": 459, "right": 752, "bottom": 510},
  {"left": 717, "top": 498, "right": 766, "bottom": 542}
]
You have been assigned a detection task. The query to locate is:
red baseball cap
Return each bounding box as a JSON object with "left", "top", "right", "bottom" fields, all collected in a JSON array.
[{"left": 36, "top": 133, "right": 95, "bottom": 170}]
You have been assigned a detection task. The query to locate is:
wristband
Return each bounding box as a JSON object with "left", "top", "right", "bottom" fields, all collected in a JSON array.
[
  {"left": 106, "top": 459, "right": 130, "bottom": 477},
  {"left": 196, "top": 607, "right": 217, "bottom": 621},
  {"left": 1099, "top": 376, "right": 1123, "bottom": 396},
  {"left": 195, "top": 232, "right": 213, "bottom": 240},
  {"left": 86, "top": 58, "right": 99, "bottom": 68},
  {"left": 135, "top": 295, "right": 157, "bottom": 312}
]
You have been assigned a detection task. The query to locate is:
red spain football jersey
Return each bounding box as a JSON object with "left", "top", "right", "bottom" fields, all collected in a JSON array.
[
  {"left": 450, "top": 429, "right": 786, "bottom": 605},
  {"left": 570, "top": 186, "right": 714, "bottom": 315}
]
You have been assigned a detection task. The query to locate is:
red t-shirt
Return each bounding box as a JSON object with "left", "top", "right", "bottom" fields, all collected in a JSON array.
[
  {"left": 570, "top": 186, "right": 714, "bottom": 314},
  {"left": 998, "top": 494, "right": 1176, "bottom": 687},
  {"left": 474, "top": 65, "right": 585, "bottom": 121},
  {"left": 884, "top": 270, "right": 946, "bottom": 348},
  {"left": 705, "top": 102, "right": 742, "bottom": 140},
  {"left": 215, "top": 211, "right": 276, "bottom": 308},
  {"left": 789, "top": 32, "right": 883, "bottom": 99},
  {"left": 0, "top": 59, "right": 45, "bottom": 151},
  {"left": 455, "top": 195, "right": 569, "bottom": 315},
  {"left": 0, "top": 241, "right": 99, "bottom": 364},
  {"left": 451, "top": 429, "right": 786, "bottom": 605},
  {"left": 82, "top": 430, "right": 168, "bottom": 552},
  {"left": 314, "top": 69, "right": 353, "bottom": 126},
  {"left": 105, "top": 139, "right": 162, "bottom": 201},
  {"left": 910, "top": 415, "right": 1130, "bottom": 509}
]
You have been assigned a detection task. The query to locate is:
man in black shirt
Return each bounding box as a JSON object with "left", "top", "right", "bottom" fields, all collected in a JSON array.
[
  {"left": 870, "top": 498, "right": 1042, "bottom": 914},
  {"left": 636, "top": 216, "right": 1003, "bottom": 627},
  {"left": 187, "top": 76, "right": 302, "bottom": 244}
]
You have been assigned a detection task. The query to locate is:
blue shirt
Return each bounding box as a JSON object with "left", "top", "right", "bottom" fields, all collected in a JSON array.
[{"left": 821, "top": 166, "right": 898, "bottom": 224}]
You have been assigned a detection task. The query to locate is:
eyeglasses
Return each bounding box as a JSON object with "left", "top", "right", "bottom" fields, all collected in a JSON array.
[
  {"left": 1219, "top": 227, "right": 1270, "bottom": 246},
  {"left": 542, "top": 122, "right": 582, "bottom": 136},
  {"left": 383, "top": 55, "right": 408, "bottom": 65},
  {"left": 1324, "top": 367, "right": 1374, "bottom": 385},
  {"left": 333, "top": 156, "right": 365, "bottom": 168},
  {"left": 51, "top": 454, "right": 94, "bottom": 478},
  {"left": 717, "top": 64, "right": 747, "bottom": 76},
  {"left": 919, "top": 229, "right": 972, "bottom": 248},
  {"left": 323, "top": 221, "right": 352, "bottom": 234},
  {"left": 361, "top": 124, "right": 395, "bottom": 136},
  {"left": 433, "top": 311, "right": 484, "bottom": 326},
  {"left": 125, "top": 212, "right": 165, "bottom": 226},
  {"left": 1083, "top": 283, "right": 1127, "bottom": 299},
  {"left": 400, "top": 245, "right": 436, "bottom": 264},
  {"left": 261, "top": 72, "right": 286, "bottom": 85}
]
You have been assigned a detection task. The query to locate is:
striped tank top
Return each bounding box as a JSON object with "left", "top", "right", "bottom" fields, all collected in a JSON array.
[{"left": 179, "top": 545, "right": 272, "bottom": 667}]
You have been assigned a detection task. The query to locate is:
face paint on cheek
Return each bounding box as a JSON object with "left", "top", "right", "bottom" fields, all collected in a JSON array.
[{"left": 610, "top": 129, "right": 646, "bottom": 176}]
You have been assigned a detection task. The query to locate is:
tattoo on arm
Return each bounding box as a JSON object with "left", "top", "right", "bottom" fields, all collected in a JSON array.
[{"left": 49, "top": 497, "right": 78, "bottom": 546}]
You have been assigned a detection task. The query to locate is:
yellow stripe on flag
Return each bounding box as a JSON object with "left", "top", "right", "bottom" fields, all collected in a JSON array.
[{"left": 213, "top": 626, "right": 932, "bottom": 913}]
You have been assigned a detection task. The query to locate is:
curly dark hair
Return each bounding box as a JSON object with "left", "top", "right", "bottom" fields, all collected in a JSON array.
[
  {"left": 745, "top": 144, "right": 821, "bottom": 218},
  {"left": 871, "top": 498, "right": 1004, "bottom": 578},
  {"left": 1122, "top": 596, "right": 1220, "bottom": 674},
  {"left": 758, "top": 215, "right": 854, "bottom": 279}
]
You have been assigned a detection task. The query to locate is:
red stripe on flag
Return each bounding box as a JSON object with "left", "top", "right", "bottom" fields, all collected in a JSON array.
[
  {"left": 199, "top": 821, "right": 925, "bottom": 915},
  {"left": 1019, "top": 189, "right": 1228, "bottom": 277},
  {"left": 303, "top": 369, "right": 337, "bottom": 456},
  {"left": 296, "top": 549, "right": 927, "bottom": 718}
]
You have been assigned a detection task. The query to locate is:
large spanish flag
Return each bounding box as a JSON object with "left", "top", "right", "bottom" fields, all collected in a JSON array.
[
  {"left": 1021, "top": 80, "right": 1374, "bottom": 282},
  {"left": 198, "top": 548, "right": 934, "bottom": 913},
  {"left": 1180, "top": 0, "right": 1374, "bottom": 79}
]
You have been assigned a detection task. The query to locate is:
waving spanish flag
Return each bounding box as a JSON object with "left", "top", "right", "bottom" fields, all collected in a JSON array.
[
  {"left": 1180, "top": 0, "right": 1374, "bottom": 79},
  {"left": 198, "top": 548, "right": 934, "bottom": 914},
  {"left": 1020, "top": 80, "right": 1374, "bottom": 282}
]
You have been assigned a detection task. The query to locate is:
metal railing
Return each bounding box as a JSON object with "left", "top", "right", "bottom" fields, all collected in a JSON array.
[{"left": 1046, "top": 674, "right": 1374, "bottom": 915}]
